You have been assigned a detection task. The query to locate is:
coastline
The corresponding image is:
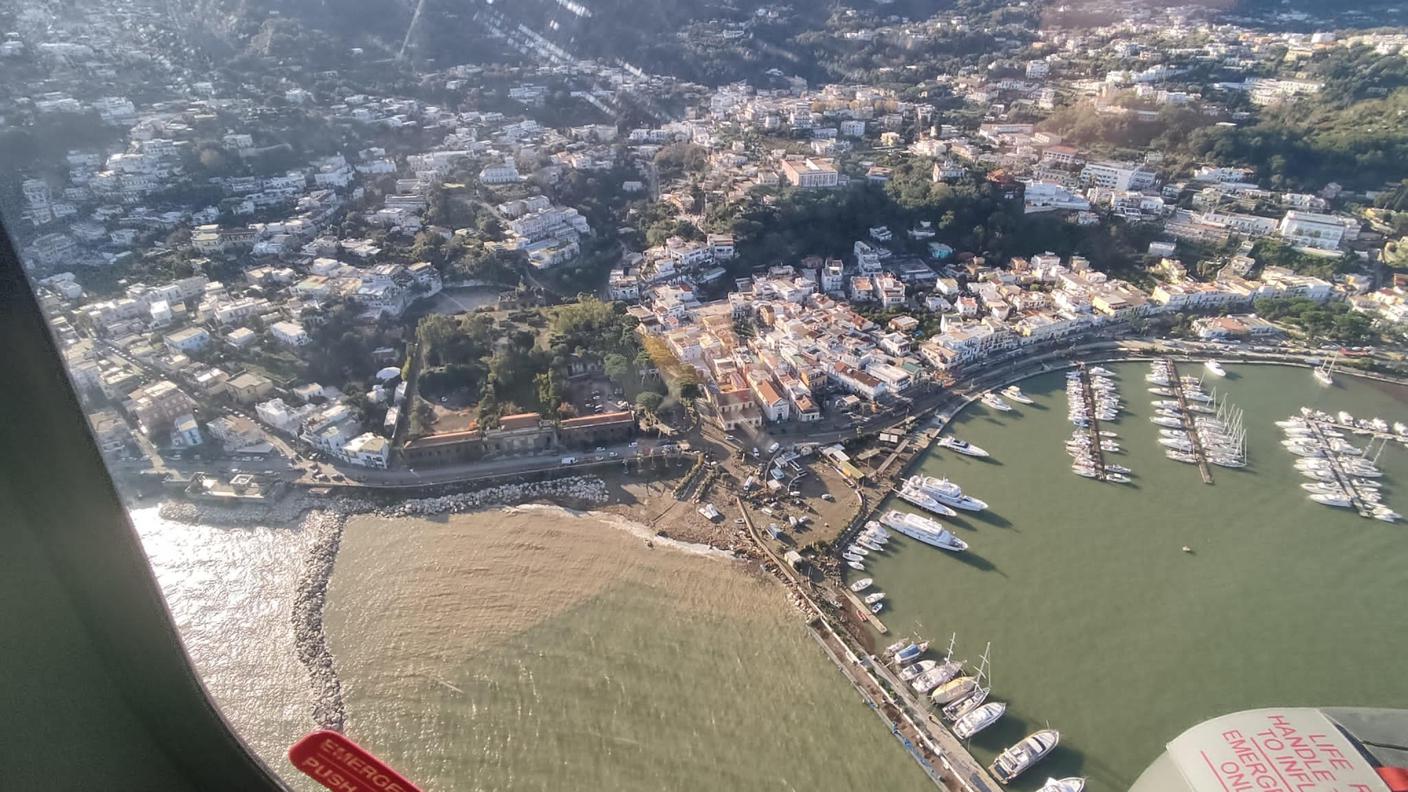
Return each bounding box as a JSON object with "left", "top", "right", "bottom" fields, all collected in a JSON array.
[{"left": 146, "top": 474, "right": 759, "bottom": 737}]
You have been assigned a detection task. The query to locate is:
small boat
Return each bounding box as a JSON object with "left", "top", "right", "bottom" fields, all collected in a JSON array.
[
  {"left": 1204, "top": 359, "right": 1226, "bottom": 377},
  {"left": 893, "top": 641, "right": 930, "bottom": 664},
  {"left": 846, "top": 545, "right": 869, "bottom": 557},
  {"left": 953, "top": 701, "right": 1006, "bottom": 739},
  {"left": 1310, "top": 493, "right": 1352, "bottom": 508},
  {"left": 870, "top": 602, "right": 884, "bottom": 614},
  {"left": 1002, "top": 385, "right": 1035, "bottom": 404},
  {"left": 981, "top": 392, "right": 1014, "bottom": 412},
  {"left": 1105, "top": 473, "right": 1132, "bottom": 484},
  {"left": 1373, "top": 506, "right": 1401, "bottom": 522},
  {"left": 846, "top": 560, "right": 866, "bottom": 571},
  {"left": 1038, "top": 778, "right": 1087, "bottom": 792},
  {"left": 848, "top": 578, "right": 873, "bottom": 593},
  {"left": 900, "top": 659, "right": 937, "bottom": 681},
  {"left": 857, "top": 537, "right": 885, "bottom": 552},
  {"left": 937, "top": 437, "right": 990, "bottom": 458},
  {"left": 1148, "top": 387, "right": 1175, "bottom": 397},
  {"left": 1089, "top": 366, "right": 1115, "bottom": 377},
  {"left": 1106, "top": 464, "right": 1132, "bottom": 474},
  {"left": 864, "top": 592, "right": 886, "bottom": 605},
  {"left": 884, "top": 640, "right": 908, "bottom": 656},
  {"left": 990, "top": 729, "right": 1061, "bottom": 783},
  {"left": 930, "top": 675, "right": 978, "bottom": 705}
]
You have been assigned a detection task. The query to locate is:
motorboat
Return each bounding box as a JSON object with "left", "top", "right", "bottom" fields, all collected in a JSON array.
[
  {"left": 1151, "top": 416, "right": 1184, "bottom": 428},
  {"left": 1310, "top": 493, "right": 1353, "bottom": 508},
  {"left": 1204, "top": 359, "right": 1226, "bottom": 377},
  {"left": 1106, "top": 464, "right": 1132, "bottom": 475},
  {"left": 879, "top": 510, "right": 969, "bottom": 552},
  {"left": 884, "top": 640, "right": 908, "bottom": 656},
  {"left": 1089, "top": 366, "right": 1116, "bottom": 377},
  {"left": 1148, "top": 387, "right": 1175, "bottom": 397},
  {"left": 937, "top": 437, "right": 990, "bottom": 458},
  {"left": 1105, "top": 472, "right": 1132, "bottom": 484},
  {"left": 1002, "top": 385, "right": 1035, "bottom": 404},
  {"left": 842, "top": 551, "right": 866, "bottom": 563},
  {"left": 848, "top": 578, "right": 873, "bottom": 592},
  {"left": 899, "top": 659, "right": 937, "bottom": 682},
  {"left": 981, "top": 392, "right": 1014, "bottom": 412},
  {"left": 953, "top": 701, "right": 1006, "bottom": 739},
  {"left": 896, "top": 482, "right": 960, "bottom": 517},
  {"left": 856, "top": 537, "right": 885, "bottom": 552},
  {"left": 909, "top": 475, "right": 988, "bottom": 511},
  {"left": 871, "top": 602, "right": 884, "bottom": 614},
  {"left": 1373, "top": 505, "right": 1401, "bottom": 522},
  {"left": 863, "top": 521, "right": 891, "bottom": 541},
  {"left": 990, "top": 730, "right": 1061, "bottom": 783},
  {"left": 893, "top": 641, "right": 930, "bottom": 664},
  {"left": 864, "top": 592, "right": 886, "bottom": 605},
  {"left": 847, "top": 560, "right": 865, "bottom": 571},
  {"left": 1038, "top": 778, "right": 1087, "bottom": 792},
  {"left": 846, "top": 544, "right": 869, "bottom": 557}
]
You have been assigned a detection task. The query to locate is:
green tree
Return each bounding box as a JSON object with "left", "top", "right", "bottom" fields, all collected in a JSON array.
[{"left": 635, "top": 391, "right": 663, "bottom": 413}]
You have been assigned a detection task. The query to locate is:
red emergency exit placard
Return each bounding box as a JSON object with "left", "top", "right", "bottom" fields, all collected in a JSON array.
[{"left": 288, "top": 730, "right": 423, "bottom": 792}]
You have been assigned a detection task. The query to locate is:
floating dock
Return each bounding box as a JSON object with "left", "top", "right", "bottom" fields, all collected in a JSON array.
[
  {"left": 1166, "top": 359, "right": 1215, "bottom": 485},
  {"left": 1074, "top": 364, "right": 1109, "bottom": 480}
]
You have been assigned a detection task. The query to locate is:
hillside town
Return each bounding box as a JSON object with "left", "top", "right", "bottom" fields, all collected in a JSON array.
[{"left": 5, "top": 0, "right": 1408, "bottom": 482}]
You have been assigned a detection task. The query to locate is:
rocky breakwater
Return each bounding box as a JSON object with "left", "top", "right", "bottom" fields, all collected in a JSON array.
[
  {"left": 371, "top": 476, "right": 610, "bottom": 518},
  {"left": 291, "top": 509, "right": 347, "bottom": 731}
]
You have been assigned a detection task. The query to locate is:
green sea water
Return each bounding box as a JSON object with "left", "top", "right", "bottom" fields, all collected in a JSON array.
[
  {"left": 323, "top": 507, "right": 935, "bottom": 792},
  {"left": 863, "top": 361, "right": 1408, "bottom": 791}
]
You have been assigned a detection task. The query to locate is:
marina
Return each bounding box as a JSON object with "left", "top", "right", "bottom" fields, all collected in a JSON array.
[
  {"left": 1147, "top": 360, "right": 1248, "bottom": 480},
  {"left": 1064, "top": 365, "right": 1126, "bottom": 483},
  {"left": 861, "top": 361, "right": 1408, "bottom": 791}
]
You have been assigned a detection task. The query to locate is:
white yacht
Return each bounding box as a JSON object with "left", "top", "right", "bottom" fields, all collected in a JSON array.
[
  {"left": 846, "top": 560, "right": 865, "bottom": 571},
  {"left": 1038, "top": 778, "right": 1087, "bottom": 792},
  {"left": 879, "top": 510, "right": 969, "bottom": 552},
  {"left": 953, "top": 701, "right": 1006, "bottom": 739},
  {"left": 1089, "top": 366, "right": 1116, "bottom": 377},
  {"left": 1310, "top": 493, "right": 1353, "bottom": 508},
  {"left": 864, "top": 592, "right": 886, "bottom": 605},
  {"left": 1204, "top": 359, "right": 1227, "bottom": 377},
  {"left": 910, "top": 475, "right": 988, "bottom": 511},
  {"left": 1002, "top": 384, "right": 1035, "bottom": 404},
  {"left": 848, "top": 577, "right": 873, "bottom": 592},
  {"left": 896, "top": 481, "right": 960, "bottom": 517},
  {"left": 981, "top": 392, "right": 1014, "bottom": 412},
  {"left": 937, "top": 437, "right": 990, "bottom": 458},
  {"left": 990, "top": 730, "right": 1061, "bottom": 783}
]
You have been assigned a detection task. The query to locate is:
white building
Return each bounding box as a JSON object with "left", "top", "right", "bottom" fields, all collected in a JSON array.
[
  {"left": 270, "top": 320, "right": 311, "bottom": 347},
  {"left": 1080, "top": 161, "right": 1157, "bottom": 192},
  {"left": 1278, "top": 211, "right": 1357, "bottom": 251}
]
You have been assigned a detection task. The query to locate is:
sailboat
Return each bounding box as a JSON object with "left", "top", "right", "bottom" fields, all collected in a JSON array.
[{"left": 1314, "top": 354, "right": 1337, "bottom": 387}]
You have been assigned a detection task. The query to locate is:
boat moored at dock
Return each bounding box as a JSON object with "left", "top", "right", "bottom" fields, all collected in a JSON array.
[
  {"left": 990, "top": 729, "right": 1061, "bottom": 783},
  {"left": 879, "top": 510, "right": 969, "bottom": 552}
]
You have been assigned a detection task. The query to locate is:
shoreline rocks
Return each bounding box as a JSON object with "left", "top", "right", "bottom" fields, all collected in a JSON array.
[{"left": 290, "top": 510, "right": 347, "bottom": 732}]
